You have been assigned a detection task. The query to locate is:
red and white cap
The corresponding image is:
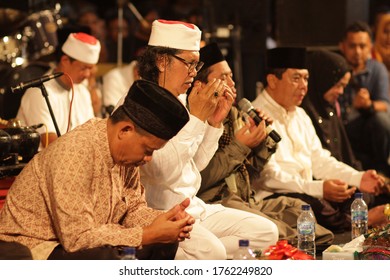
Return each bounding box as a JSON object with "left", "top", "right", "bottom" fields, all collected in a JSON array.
[
  {"left": 62, "top": 32, "right": 101, "bottom": 64},
  {"left": 148, "top": 20, "right": 201, "bottom": 51}
]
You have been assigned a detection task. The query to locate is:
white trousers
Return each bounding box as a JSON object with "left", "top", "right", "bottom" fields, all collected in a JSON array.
[{"left": 175, "top": 207, "right": 278, "bottom": 260}]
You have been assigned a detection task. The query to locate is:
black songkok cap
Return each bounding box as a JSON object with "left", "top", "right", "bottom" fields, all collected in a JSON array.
[
  {"left": 122, "top": 80, "right": 189, "bottom": 140},
  {"left": 267, "top": 47, "right": 307, "bottom": 69},
  {"left": 199, "top": 42, "right": 225, "bottom": 70}
]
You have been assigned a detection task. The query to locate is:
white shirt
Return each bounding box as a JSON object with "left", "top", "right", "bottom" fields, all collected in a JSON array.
[
  {"left": 102, "top": 61, "right": 138, "bottom": 107},
  {"left": 141, "top": 105, "right": 224, "bottom": 220},
  {"left": 251, "top": 90, "right": 363, "bottom": 200},
  {"left": 17, "top": 72, "right": 94, "bottom": 145}
]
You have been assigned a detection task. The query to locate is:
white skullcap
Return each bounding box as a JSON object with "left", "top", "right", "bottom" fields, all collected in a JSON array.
[
  {"left": 148, "top": 20, "right": 201, "bottom": 51},
  {"left": 62, "top": 33, "right": 101, "bottom": 64}
]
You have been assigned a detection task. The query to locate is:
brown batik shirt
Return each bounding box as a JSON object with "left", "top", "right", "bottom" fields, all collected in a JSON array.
[{"left": 0, "top": 118, "right": 162, "bottom": 259}]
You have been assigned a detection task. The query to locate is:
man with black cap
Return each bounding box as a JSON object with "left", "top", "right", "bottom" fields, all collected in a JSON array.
[
  {"left": 0, "top": 80, "right": 193, "bottom": 260},
  {"left": 251, "top": 47, "right": 385, "bottom": 231},
  {"left": 196, "top": 43, "right": 334, "bottom": 246}
]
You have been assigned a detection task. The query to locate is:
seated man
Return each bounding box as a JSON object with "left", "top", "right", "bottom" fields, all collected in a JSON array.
[
  {"left": 137, "top": 20, "right": 278, "bottom": 259},
  {"left": 0, "top": 80, "right": 194, "bottom": 260},
  {"left": 251, "top": 47, "right": 388, "bottom": 232},
  {"left": 196, "top": 43, "right": 334, "bottom": 245},
  {"left": 17, "top": 32, "right": 99, "bottom": 148}
]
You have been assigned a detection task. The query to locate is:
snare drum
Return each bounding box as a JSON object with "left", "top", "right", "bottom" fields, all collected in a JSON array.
[{"left": 24, "top": 10, "right": 60, "bottom": 61}]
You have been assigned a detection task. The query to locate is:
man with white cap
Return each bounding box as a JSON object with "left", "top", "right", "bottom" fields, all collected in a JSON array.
[
  {"left": 17, "top": 32, "right": 101, "bottom": 148},
  {"left": 131, "top": 20, "right": 278, "bottom": 259}
]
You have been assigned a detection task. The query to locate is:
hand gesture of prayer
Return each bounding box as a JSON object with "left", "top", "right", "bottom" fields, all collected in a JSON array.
[
  {"left": 359, "top": 170, "right": 385, "bottom": 195},
  {"left": 235, "top": 117, "right": 267, "bottom": 149},
  {"left": 207, "top": 83, "right": 235, "bottom": 127},
  {"left": 187, "top": 79, "right": 224, "bottom": 122},
  {"left": 142, "top": 198, "right": 195, "bottom": 244}
]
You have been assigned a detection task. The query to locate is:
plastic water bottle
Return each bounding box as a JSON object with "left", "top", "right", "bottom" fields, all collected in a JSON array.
[
  {"left": 351, "top": 192, "right": 368, "bottom": 240},
  {"left": 297, "top": 204, "right": 316, "bottom": 259},
  {"left": 121, "top": 247, "right": 137, "bottom": 260},
  {"left": 233, "top": 239, "right": 256, "bottom": 260}
]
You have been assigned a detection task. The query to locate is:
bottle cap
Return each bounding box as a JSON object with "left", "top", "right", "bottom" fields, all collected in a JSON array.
[
  {"left": 354, "top": 193, "right": 363, "bottom": 199},
  {"left": 239, "top": 239, "right": 250, "bottom": 247},
  {"left": 123, "top": 247, "right": 136, "bottom": 255},
  {"left": 302, "top": 204, "right": 311, "bottom": 211}
]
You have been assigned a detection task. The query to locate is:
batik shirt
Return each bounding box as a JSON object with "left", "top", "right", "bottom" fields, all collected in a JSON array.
[{"left": 0, "top": 118, "right": 161, "bottom": 259}]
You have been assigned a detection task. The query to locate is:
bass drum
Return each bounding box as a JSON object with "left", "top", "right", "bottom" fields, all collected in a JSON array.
[
  {"left": 23, "top": 10, "right": 61, "bottom": 61},
  {"left": 0, "top": 62, "right": 51, "bottom": 120}
]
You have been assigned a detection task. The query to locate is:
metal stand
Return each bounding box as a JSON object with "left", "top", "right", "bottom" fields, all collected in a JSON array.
[{"left": 39, "top": 84, "right": 60, "bottom": 137}]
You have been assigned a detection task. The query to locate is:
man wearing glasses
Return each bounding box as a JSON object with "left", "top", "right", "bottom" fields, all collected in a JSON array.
[{"left": 130, "top": 20, "right": 278, "bottom": 259}]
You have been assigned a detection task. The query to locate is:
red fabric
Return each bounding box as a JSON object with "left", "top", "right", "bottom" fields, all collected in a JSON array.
[
  {"left": 262, "top": 240, "right": 315, "bottom": 260},
  {"left": 0, "top": 177, "right": 15, "bottom": 189},
  {"left": 157, "top": 19, "right": 195, "bottom": 29},
  {"left": 0, "top": 177, "right": 14, "bottom": 210},
  {"left": 73, "top": 32, "right": 98, "bottom": 45},
  {"left": 0, "top": 189, "right": 9, "bottom": 196}
]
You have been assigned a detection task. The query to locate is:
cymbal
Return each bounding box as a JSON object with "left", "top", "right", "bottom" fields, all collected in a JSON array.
[{"left": 0, "top": 8, "right": 27, "bottom": 36}]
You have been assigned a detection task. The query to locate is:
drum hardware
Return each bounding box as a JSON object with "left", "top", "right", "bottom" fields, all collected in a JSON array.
[
  {"left": 0, "top": 6, "right": 62, "bottom": 66},
  {"left": 23, "top": 9, "right": 61, "bottom": 61}
]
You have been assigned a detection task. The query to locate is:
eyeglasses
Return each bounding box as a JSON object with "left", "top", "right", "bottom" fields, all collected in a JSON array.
[{"left": 170, "top": 54, "right": 204, "bottom": 73}]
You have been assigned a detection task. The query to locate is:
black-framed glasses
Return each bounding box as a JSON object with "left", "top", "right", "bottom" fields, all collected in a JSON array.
[{"left": 170, "top": 54, "right": 204, "bottom": 73}]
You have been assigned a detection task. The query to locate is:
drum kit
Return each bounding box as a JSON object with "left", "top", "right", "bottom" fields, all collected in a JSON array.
[
  {"left": 0, "top": 1, "right": 61, "bottom": 169},
  {"left": 0, "top": 2, "right": 62, "bottom": 116},
  {"left": 0, "top": 3, "right": 62, "bottom": 67}
]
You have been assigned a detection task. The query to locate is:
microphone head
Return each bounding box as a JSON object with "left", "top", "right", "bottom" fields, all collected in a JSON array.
[
  {"left": 237, "top": 98, "right": 254, "bottom": 113},
  {"left": 53, "top": 72, "right": 64, "bottom": 79}
]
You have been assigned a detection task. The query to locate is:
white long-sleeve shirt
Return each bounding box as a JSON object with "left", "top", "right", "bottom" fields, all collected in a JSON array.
[
  {"left": 102, "top": 61, "right": 138, "bottom": 107},
  {"left": 141, "top": 109, "right": 224, "bottom": 220},
  {"left": 251, "top": 90, "right": 363, "bottom": 200},
  {"left": 17, "top": 70, "right": 94, "bottom": 148}
]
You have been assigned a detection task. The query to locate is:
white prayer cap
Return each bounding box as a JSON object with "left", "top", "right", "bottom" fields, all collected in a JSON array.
[
  {"left": 148, "top": 19, "right": 201, "bottom": 51},
  {"left": 62, "top": 32, "right": 101, "bottom": 64}
]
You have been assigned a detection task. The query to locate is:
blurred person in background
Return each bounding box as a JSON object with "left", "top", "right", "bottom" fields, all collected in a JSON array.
[
  {"left": 17, "top": 32, "right": 100, "bottom": 148},
  {"left": 339, "top": 21, "right": 390, "bottom": 177}
]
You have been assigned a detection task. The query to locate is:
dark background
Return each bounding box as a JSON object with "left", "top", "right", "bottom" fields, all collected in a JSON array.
[{"left": 0, "top": 0, "right": 388, "bottom": 119}]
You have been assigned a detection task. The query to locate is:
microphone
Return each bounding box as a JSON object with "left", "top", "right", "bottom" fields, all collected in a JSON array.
[
  {"left": 11, "top": 72, "right": 64, "bottom": 93},
  {"left": 237, "top": 98, "right": 282, "bottom": 144}
]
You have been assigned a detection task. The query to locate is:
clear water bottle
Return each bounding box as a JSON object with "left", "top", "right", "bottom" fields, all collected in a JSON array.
[
  {"left": 121, "top": 247, "right": 137, "bottom": 260},
  {"left": 351, "top": 192, "right": 368, "bottom": 240},
  {"left": 297, "top": 204, "right": 316, "bottom": 259},
  {"left": 233, "top": 239, "right": 256, "bottom": 260}
]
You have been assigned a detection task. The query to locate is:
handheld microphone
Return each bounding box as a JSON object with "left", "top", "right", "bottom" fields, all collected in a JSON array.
[
  {"left": 237, "top": 98, "right": 282, "bottom": 144},
  {"left": 11, "top": 72, "right": 64, "bottom": 93}
]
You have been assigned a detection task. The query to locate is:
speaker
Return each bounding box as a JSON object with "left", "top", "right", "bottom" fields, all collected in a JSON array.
[{"left": 276, "top": 0, "right": 370, "bottom": 47}]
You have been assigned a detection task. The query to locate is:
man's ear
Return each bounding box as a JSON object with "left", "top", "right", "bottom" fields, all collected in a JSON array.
[
  {"left": 267, "top": 74, "right": 277, "bottom": 90},
  {"left": 60, "top": 55, "right": 71, "bottom": 65},
  {"left": 156, "top": 54, "right": 168, "bottom": 72},
  {"left": 118, "top": 122, "right": 135, "bottom": 139}
]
